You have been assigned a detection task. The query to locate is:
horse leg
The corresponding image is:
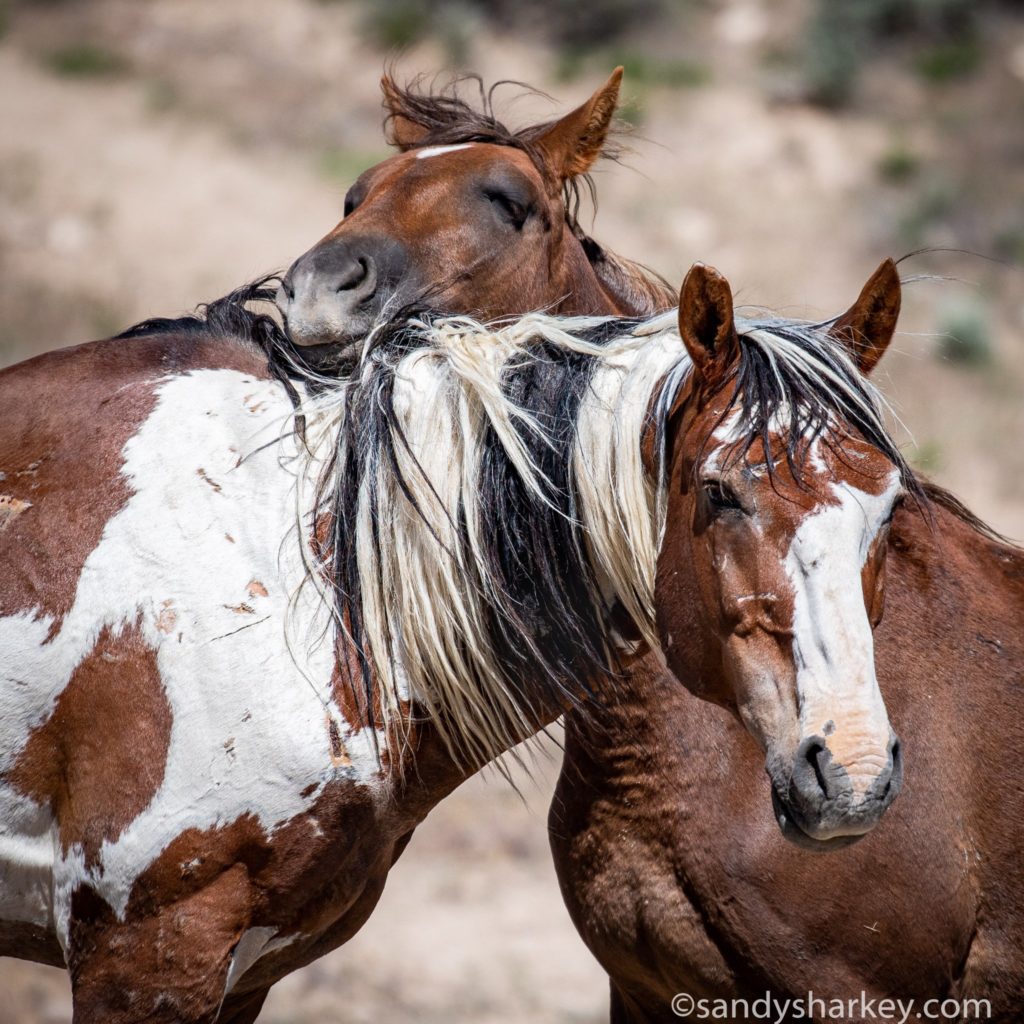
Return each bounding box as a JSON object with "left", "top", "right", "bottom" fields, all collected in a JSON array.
[{"left": 67, "top": 864, "right": 254, "bottom": 1024}]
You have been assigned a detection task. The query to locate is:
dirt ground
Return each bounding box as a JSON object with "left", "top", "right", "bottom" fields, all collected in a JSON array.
[{"left": 0, "top": 0, "right": 1021, "bottom": 1021}]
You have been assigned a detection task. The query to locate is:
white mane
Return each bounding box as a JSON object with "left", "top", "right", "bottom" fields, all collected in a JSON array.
[{"left": 282, "top": 305, "right": 898, "bottom": 768}]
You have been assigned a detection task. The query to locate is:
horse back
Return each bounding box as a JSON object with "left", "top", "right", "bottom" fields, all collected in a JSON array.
[{"left": 0, "top": 331, "right": 270, "bottom": 626}]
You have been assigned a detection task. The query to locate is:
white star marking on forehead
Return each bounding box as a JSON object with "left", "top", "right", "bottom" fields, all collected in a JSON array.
[{"left": 415, "top": 143, "right": 475, "bottom": 160}]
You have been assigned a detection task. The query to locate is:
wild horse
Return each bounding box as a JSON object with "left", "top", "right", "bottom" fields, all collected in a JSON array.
[
  {"left": 0, "top": 69, "right": 675, "bottom": 1023},
  {"left": 549, "top": 265, "right": 1024, "bottom": 1022},
  {"left": 0, "top": 250, "right": 916, "bottom": 1020}
]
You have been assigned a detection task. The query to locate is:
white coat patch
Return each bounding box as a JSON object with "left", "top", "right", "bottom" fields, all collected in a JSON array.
[{"left": 0, "top": 369, "right": 385, "bottom": 978}]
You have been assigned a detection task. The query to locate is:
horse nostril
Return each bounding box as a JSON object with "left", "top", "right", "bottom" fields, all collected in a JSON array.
[
  {"left": 882, "top": 737, "right": 904, "bottom": 800},
  {"left": 806, "top": 742, "right": 829, "bottom": 797},
  {"left": 336, "top": 256, "right": 370, "bottom": 293}
]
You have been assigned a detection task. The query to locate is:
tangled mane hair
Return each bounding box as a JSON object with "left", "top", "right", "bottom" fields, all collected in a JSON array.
[
  {"left": 670, "top": 316, "right": 926, "bottom": 503},
  {"left": 115, "top": 280, "right": 1016, "bottom": 767},
  {"left": 382, "top": 72, "right": 676, "bottom": 317}
]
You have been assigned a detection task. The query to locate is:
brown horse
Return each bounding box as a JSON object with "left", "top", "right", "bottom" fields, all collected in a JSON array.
[
  {"left": 276, "top": 68, "right": 673, "bottom": 355},
  {"left": 550, "top": 265, "right": 1024, "bottom": 1021},
  {"left": 0, "top": 72, "right": 674, "bottom": 1024}
]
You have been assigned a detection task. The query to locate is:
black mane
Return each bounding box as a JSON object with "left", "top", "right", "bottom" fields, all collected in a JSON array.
[{"left": 114, "top": 274, "right": 336, "bottom": 414}]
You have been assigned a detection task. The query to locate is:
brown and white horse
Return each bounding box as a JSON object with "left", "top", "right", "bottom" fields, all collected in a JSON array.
[
  {"left": 549, "top": 266, "right": 1024, "bottom": 1021},
  {"left": 0, "top": 71, "right": 673, "bottom": 1024}
]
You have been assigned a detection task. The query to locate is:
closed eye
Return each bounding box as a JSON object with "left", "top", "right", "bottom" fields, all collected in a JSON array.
[
  {"left": 343, "top": 177, "right": 370, "bottom": 217},
  {"left": 484, "top": 188, "right": 528, "bottom": 229}
]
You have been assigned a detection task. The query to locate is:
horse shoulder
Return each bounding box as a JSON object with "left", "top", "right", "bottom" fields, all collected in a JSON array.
[{"left": 0, "top": 331, "right": 390, "bottom": 984}]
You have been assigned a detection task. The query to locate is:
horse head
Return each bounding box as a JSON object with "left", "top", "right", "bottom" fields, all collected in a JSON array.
[
  {"left": 656, "top": 260, "right": 906, "bottom": 849},
  {"left": 277, "top": 69, "right": 661, "bottom": 356}
]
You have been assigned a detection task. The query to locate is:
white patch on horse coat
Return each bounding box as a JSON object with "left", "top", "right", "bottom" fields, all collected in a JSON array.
[
  {"left": 415, "top": 143, "right": 474, "bottom": 160},
  {"left": 784, "top": 464, "right": 900, "bottom": 793},
  {"left": 0, "top": 370, "right": 385, "bottom": 973},
  {"left": 223, "top": 927, "right": 299, "bottom": 995}
]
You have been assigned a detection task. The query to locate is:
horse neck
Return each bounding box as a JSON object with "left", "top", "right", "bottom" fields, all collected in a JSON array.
[
  {"left": 588, "top": 246, "right": 676, "bottom": 318},
  {"left": 888, "top": 498, "right": 1024, "bottom": 669},
  {"left": 549, "top": 226, "right": 676, "bottom": 318},
  {"left": 552, "top": 236, "right": 663, "bottom": 318}
]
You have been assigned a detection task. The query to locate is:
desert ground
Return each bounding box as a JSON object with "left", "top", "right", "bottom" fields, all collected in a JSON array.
[{"left": 0, "top": 0, "right": 1021, "bottom": 1021}]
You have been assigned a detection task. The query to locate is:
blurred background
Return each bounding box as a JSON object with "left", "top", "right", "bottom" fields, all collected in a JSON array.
[{"left": 0, "top": 0, "right": 1021, "bottom": 1021}]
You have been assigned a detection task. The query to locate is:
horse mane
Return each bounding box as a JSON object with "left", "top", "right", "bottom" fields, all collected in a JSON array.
[
  {"left": 383, "top": 73, "right": 675, "bottom": 316},
  {"left": 113, "top": 274, "right": 322, "bottom": 414},
  {"left": 293, "top": 312, "right": 633, "bottom": 769},
  {"left": 114, "top": 275, "right": 284, "bottom": 346},
  {"left": 917, "top": 478, "right": 1016, "bottom": 546},
  {"left": 115, "top": 280, "right": 1017, "bottom": 766},
  {"left": 687, "top": 315, "right": 925, "bottom": 503}
]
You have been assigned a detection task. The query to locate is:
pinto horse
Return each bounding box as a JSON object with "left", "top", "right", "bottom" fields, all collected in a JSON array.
[
  {"left": 0, "top": 249, "right": 910, "bottom": 1020},
  {"left": 549, "top": 266, "right": 1024, "bottom": 1021},
  {"left": 0, "top": 70, "right": 674, "bottom": 1023}
]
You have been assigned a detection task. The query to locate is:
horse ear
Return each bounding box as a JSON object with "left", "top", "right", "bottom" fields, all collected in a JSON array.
[
  {"left": 381, "top": 74, "right": 430, "bottom": 150},
  {"left": 535, "top": 67, "right": 623, "bottom": 182},
  {"left": 678, "top": 263, "right": 739, "bottom": 387},
  {"left": 829, "top": 258, "right": 901, "bottom": 375}
]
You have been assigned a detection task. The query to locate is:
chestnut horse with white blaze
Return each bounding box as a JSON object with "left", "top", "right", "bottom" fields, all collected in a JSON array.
[
  {"left": 550, "top": 264, "right": 1024, "bottom": 1021},
  {"left": 0, "top": 71, "right": 674, "bottom": 1024}
]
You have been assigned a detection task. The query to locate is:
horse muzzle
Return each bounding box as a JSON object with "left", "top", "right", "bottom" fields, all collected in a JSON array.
[
  {"left": 769, "top": 731, "right": 903, "bottom": 852},
  {"left": 278, "top": 235, "right": 410, "bottom": 349}
]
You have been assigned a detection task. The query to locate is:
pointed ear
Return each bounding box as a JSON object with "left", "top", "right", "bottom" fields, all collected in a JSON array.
[
  {"left": 381, "top": 74, "right": 430, "bottom": 150},
  {"left": 829, "top": 258, "right": 901, "bottom": 375},
  {"left": 678, "top": 263, "right": 739, "bottom": 387},
  {"left": 535, "top": 67, "right": 623, "bottom": 183}
]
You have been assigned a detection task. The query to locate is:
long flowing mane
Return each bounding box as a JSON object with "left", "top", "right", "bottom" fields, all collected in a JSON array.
[
  {"left": 117, "top": 286, "right": 1016, "bottom": 766},
  {"left": 382, "top": 73, "right": 676, "bottom": 317}
]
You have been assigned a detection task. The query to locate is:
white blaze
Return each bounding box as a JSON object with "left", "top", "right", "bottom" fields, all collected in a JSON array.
[{"left": 784, "top": 466, "right": 900, "bottom": 794}]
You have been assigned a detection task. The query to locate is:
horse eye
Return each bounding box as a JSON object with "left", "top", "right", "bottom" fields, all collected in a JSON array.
[
  {"left": 703, "top": 479, "right": 743, "bottom": 514},
  {"left": 484, "top": 189, "right": 527, "bottom": 229},
  {"left": 343, "top": 189, "right": 361, "bottom": 217}
]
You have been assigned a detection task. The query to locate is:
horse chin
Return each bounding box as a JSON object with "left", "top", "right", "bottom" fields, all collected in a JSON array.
[{"left": 770, "top": 787, "right": 867, "bottom": 853}]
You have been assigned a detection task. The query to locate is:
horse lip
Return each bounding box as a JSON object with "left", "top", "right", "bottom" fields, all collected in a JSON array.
[{"left": 770, "top": 785, "right": 866, "bottom": 853}]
